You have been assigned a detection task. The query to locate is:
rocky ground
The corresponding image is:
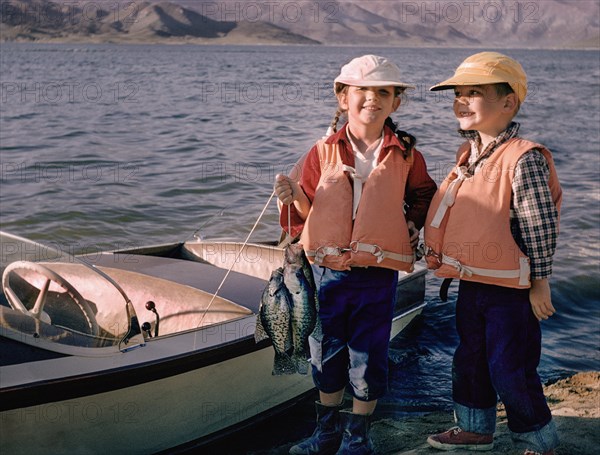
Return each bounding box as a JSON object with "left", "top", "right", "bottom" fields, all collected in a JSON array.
[{"left": 258, "top": 371, "right": 600, "bottom": 455}]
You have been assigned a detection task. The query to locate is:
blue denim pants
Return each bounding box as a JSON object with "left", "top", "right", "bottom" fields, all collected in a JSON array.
[
  {"left": 452, "top": 280, "right": 558, "bottom": 452},
  {"left": 309, "top": 265, "right": 397, "bottom": 402}
]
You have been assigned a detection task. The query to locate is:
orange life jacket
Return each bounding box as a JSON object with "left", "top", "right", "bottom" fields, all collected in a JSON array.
[
  {"left": 300, "top": 139, "right": 415, "bottom": 272},
  {"left": 424, "top": 138, "right": 562, "bottom": 288}
]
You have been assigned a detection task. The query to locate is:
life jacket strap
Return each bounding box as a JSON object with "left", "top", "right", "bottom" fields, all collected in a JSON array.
[
  {"left": 306, "top": 242, "right": 415, "bottom": 267},
  {"left": 430, "top": 165, "right": 470, "bottom": 228},
  {"left": 342, "top": 164, "right": 362, "bottom": 220},
  {"left": 441, "top": 255, "right": 530, "bottom": 286},
  {"left": 306, "top": 246, "right": 349, "bottom": 264},
  {"left": 351, "top": 241, "right": 414, "bottom": 265}
]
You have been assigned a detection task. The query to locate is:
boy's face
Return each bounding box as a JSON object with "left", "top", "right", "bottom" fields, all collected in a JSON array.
[
  {"left": 339, "top": 85, "right": 401, "bottom": 129},
  {"left": 452, "top": 85, "right": 515, "bottom": 136}
]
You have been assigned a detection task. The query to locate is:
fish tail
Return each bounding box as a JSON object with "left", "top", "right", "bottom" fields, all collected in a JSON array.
[
  {"left": 293, "top": 355, "right": 310, "bottom": 375},
  {"left": 272, "top": 352, "right": 296, "bottom": 375}
]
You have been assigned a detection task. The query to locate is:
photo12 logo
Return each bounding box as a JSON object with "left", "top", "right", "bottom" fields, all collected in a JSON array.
[
  {"left": 1, "top": 161, "right": 138, "bottom": 184},
  {"left": 1, "top": 81, "right": 139, "bottom": 105},
  {"left": 0, "top": 1, "right": 140, "bottom": 26},
  {"left": 196, "top": 1, "right": 340, "bottom": 24},
  {"left": 0, "top": 239, "right": 142, "bottom": 264},
  {"left": 1, "top": 401, "right": 140, "bottom": 425},
  {"left": 394, "top": 1, "right": 540, "bottom": 24}
]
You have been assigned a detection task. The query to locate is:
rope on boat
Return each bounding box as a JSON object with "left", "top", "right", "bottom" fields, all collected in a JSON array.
[{"left": 195, "top": 189, "right": 277, "bottom": 335}]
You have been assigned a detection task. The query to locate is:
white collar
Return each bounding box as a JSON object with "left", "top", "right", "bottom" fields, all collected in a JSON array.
[{"left": 347, "top": 131, "right": 384, "bottom": 161}]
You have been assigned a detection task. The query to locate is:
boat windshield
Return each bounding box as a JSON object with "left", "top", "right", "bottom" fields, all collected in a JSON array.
[{"left": 0, "top": 231, "right": 144, "bottom": 352}]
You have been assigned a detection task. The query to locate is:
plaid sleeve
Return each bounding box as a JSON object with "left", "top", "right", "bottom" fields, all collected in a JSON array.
[{"left": 511, "top": 150, "right": 559, "bottom": 279}]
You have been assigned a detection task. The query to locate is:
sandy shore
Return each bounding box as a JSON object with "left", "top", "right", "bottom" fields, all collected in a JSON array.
[{"left": 255, "top": 372, "right": 599, "bottom": 455}]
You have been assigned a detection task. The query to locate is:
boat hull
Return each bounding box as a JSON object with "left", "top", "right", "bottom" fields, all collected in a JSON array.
[{"left": 1, "top": 337, "right": 315, "bottom": 454}]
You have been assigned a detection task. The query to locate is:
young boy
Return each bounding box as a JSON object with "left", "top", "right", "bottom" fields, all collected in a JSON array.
[{"left": 423, "top": 52, "right": 562, "bottom": 455}]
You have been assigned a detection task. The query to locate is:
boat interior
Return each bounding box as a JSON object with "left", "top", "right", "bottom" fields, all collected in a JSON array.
[
  {"left": 3, "top": 261, "right": 253, "bottom": 336},
  {"left": 0, "top": 235, "right": 281, "bottom": 354},
  {"left": 1, "top": 234, "right": 425, "bottom": 356}
]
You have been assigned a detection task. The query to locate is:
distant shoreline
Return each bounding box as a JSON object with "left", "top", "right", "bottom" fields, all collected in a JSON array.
[
  {"left": 2, "top": 37, "right": 598, "bottom": 51},
  {"left": 2, "top": 0, "right": 598, "bottom": 51}
]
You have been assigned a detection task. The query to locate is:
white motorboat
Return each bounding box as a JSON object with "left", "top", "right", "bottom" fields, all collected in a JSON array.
[{"left": 0, "top": 231, "right": 427, "bottom": 454}]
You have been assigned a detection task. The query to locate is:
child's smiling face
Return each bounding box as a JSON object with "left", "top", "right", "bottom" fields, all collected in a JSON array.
[
  {"left": 339, "top": 85, "right": 401, "bottom": 130},
  {"left": 453, "top": 84, "right": 516, "bottom": 137}
]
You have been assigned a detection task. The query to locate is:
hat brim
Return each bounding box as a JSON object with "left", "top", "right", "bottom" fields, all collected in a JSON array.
[
  {"left": 335, "top": 77, "right": 415, "bottom": 89},
  {"left": 429, "top": 74, "right": 514, "bottom": 91}
]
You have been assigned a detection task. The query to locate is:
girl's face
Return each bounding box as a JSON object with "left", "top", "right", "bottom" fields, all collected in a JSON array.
[{"left": 338, "top": 85, "right": 401, "bottom": 130}]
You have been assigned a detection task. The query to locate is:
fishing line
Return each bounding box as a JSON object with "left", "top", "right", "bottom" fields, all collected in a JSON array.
[
  {"left": 287, "top": 194, "right": 292, "bottom": 240},
  {"left": 193, "top": 188, "right": 277, "bottom": 349},
  {"left": 184, "top": 204, "right": 231, "bottom": 242}
]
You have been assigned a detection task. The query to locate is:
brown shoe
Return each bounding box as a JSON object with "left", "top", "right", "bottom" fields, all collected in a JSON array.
[
  {"left": 427, "top": 427, "right": 494, "bottom": 451},
  {"left": 523, "top": 450, "right": 555, "bottom": 455}
]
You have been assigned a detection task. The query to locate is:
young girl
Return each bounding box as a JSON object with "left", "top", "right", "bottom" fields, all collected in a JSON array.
[{"left": 274, "top": 54, "right": 436, "bottom": 454}]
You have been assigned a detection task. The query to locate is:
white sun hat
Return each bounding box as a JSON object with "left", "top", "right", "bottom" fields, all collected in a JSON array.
[{"left": 334, "top": 54, "right": 416, "bottom": 93}]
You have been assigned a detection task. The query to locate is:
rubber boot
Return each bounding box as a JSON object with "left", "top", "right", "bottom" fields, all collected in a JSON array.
[
  {"left": 289, "top": 401, "right": 343, "bottom": 455},
  {"left": 335, "top": 410, "right": 374, "bottom": 455}
]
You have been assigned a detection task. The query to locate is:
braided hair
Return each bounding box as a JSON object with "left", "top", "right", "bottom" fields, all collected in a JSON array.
[
  {"left": 329, "top": 83, "right": 349, "bottom": 134},
  {"left": 384, "top": 117, "right": 416, "bottom": 160}
]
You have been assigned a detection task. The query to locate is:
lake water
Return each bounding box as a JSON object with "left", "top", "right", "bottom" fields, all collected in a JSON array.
[{"left": 1, "top": 43, "right": 599, "bottom": 453}]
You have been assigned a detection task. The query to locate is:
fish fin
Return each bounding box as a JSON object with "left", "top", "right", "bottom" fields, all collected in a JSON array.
[
  {"left": 254, "top": 314, "right": 269, "bottom": 342},
  {"left": 284, "top": 334, "right": 294, "bottom": 354},
  {"left": 293, "top": 355, "right": 310, "bottom": 375},
  {"left": 272, "top": 352, "right": 296, "bottom": 375},
  {"left": 309, "top": 319, "right": 323, "bottom": 343},
  {"left": 303, "top": 267, "right": 317, "bottom": 291}
]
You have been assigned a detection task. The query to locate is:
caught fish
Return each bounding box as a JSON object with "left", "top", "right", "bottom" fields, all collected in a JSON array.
[
  {"left": 282, "top": 242, "right": 320, "bottom": 375},
  {"left": 255, "top": 267, "right": 296, "bottom": 375}
]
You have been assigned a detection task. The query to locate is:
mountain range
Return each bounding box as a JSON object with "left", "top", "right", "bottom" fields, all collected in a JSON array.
[{"left": 1, "top": 0, "right": 598, "bottom": 48}]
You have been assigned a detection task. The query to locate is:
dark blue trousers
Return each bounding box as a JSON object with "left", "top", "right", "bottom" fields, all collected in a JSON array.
[
  {"left": 452, "top": 280, "right": 557, "bottom": 451},
  {"left": 309, "top": 266, "right": 397, "bottom": 402}
]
